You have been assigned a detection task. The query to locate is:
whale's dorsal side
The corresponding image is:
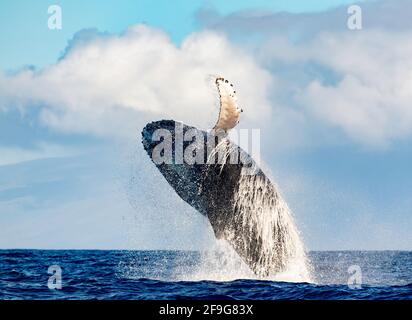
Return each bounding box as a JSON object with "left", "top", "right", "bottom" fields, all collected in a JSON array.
[{"left": 142, "top": 120, "right": 298, "bottom": 277}]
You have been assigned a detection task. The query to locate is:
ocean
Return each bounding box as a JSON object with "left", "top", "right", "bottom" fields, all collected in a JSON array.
[{"left": 0, "top": 250, "right": 411, "bottom": 300}]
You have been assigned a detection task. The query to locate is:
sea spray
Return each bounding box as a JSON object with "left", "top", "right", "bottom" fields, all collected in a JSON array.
[
  {"left": 195, "top": 137, "right": 313, "bottom": 282},
  {"left": 136, "top": 120, "right": 313, "bottom": 282},
  {"left": 234, "top": 172, "right": 311, "bottom": 280}
]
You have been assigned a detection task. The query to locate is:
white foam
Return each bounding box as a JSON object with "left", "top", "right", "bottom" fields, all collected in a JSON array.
[{"left": 185, "top": 139, "right": 313, "bottom": 283}]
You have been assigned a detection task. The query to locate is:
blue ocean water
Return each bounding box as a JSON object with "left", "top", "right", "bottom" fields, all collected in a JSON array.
[{"left": 0, "top": 250, "right": 411, "bottom": 300}]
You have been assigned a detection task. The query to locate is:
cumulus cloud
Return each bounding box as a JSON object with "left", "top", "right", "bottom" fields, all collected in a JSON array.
[
  {"left": 200, "top": 0, "right": 412, "bottom": 147},
  {"left": 2, "top": 1, "right": 412, "bottom": 148},
  {"left": 0, "top": 25, "right": 273, "bottom": 138},
  {"left": 281, "top": 30, "right": 412, "bottom": 146}
]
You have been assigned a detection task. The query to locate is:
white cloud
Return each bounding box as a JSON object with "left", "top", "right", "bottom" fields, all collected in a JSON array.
[
  {"left": 2, "top": 3, "right": 412, "bottom": 148},
  {"left": 201, "top": 1, "right": 412, "bottom": 147},
  {"left": 0, "top": 25, "right": 273, "bottom": 138},
  {"left": 257, "top": 28, "right": 412, "bottom": 147},
  {"left": 293, "top": 31, "right": 412, "bottom": 146}
]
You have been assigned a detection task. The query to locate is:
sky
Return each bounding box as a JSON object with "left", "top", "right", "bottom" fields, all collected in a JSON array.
[{"left": 1, "top": 0, "right": 411, "bottom": 250}]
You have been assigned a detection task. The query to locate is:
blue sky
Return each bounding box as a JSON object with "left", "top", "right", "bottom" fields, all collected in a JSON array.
[
  {"left": 0, "top": 0, "right": 363, "bottom": 70},
  {"left": 1, "top": 0, "right": 411, "bottom": 250}
]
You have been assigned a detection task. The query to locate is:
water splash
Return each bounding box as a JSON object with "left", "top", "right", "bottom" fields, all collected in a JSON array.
[
  {"left": 184, "top": 240, "right": 256, "bottom": 281},
  {"left": 193, "top": 137, "right": 313, "bottom": 283},
  {"left": 233, "top": 172, "right": 312, "bottom": 282},
  {"left": 123, "top": 132, "right": 313, "bottom": 283}
]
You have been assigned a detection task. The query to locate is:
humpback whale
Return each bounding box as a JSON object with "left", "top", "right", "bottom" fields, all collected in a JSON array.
[
  {"left": 141, "top": 120, "right": 305, "bottom": 277},
  {"left": 141, "top": 77, "right": 307, "bottom": 277}
]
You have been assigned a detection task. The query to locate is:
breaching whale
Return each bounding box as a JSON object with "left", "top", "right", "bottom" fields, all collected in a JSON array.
[
  {"left": 141, "top": 76, "right": 307, "bottom": 277},
  {"left": 141, "top": 120, "right": 304, "bottom": 277}
]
